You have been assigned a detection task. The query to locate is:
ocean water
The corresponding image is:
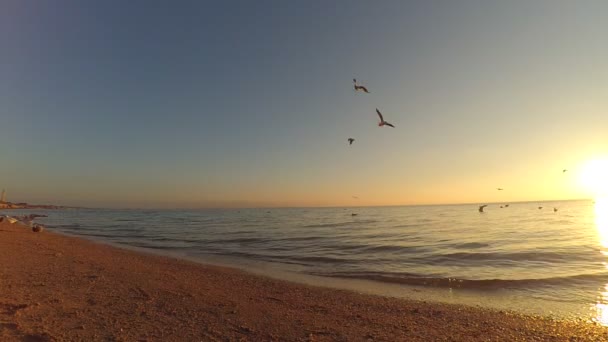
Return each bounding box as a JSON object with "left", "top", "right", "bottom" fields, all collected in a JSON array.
[{"left": 4, "top": 199, "right": 608, "bottom": 322}]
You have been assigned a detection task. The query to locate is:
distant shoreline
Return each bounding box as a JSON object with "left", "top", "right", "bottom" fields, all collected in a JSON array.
[
  {"left": 73, "top": 198, "right": 592, "bottom": 211},
  {"left": 0, "top": 201, "right": 79, "bottom": 210}
]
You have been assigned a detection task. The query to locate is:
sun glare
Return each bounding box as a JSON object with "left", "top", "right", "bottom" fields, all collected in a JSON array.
[
  {"left": 594, "top": 197, "right": 608, "bottom": 325},
  {"left": 579, "top": 158, "right": 608, "bottom": 197}
]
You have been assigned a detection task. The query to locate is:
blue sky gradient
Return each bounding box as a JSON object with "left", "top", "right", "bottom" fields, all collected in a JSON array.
[{"left": 1, "top": 1, "right": 607, "bottom": 207}]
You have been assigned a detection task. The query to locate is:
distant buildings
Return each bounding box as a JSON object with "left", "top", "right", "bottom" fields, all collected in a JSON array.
[
  {"left": 0, "top": 189, "right": 8, "bottom": 208},
  {"left": 0, "top": 189, "right": 64, "bottom": 209}
]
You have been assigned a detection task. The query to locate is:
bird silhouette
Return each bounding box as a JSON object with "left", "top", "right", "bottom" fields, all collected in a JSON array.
[
  {"left": 348, "top": 138, "right": 355, "bottom": 145},
  {"left": 376, "top": 109, "right": 395, "bottom": 128},
  {"left": 353, "top": 79, "right": 370, "bottom": 93}
]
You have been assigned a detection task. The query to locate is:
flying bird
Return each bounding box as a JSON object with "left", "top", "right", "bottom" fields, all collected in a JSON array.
[
  {"left": 376, "top": 109, "right": 395, "bottom": 128},
  {"left": 497, "top": 188, "right": 504, "bottom": 191},
  {"left": 562, "top": 169, "right": 568, "bottom": 173},
  {"left": 353, "top": 79, "right": 370, "bottom": 93},
  {"left": 478, "top": 205, "right": 488, "bottom": 213},
  {"left": 348, "top": 138, "right": 355, "bottom": 145}
]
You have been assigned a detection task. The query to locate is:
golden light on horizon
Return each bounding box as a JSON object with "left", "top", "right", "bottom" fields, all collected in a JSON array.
[{"left": 579, "top": 158, "right": 608, "bottom": 198}]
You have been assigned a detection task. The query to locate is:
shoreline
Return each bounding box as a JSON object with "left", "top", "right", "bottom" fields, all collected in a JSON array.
[
  {"left": 79, "top": 237, "right": 596, "bottom": 322},
  {"left": 45, "top": 220, "right": 598, "bottom": 321},
  {"left": 1, "top": 221, "right": 607, "bottom": 341}
]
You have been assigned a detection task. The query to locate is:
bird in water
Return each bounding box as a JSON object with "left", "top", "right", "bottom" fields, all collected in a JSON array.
[
  {"left": 376, "top": 109, "right": 395, "bottom": 128},
  {"left": 348, "top": 138, "right": 355, "bottom": 145},
  {"left": 353, "top": 79, "right": 370, "bottom": 93},
  {"left": 505, "top": 204, "right": 510, "bottom": 207},
  {"left": 553, "top": 207, "right": 558, "bottom": 212},
  {"left": 479, "top": 205, "right": 488, "bottom": 213},
  {"left": 538, "top": 206, "right": 543, "bottom": 210}
]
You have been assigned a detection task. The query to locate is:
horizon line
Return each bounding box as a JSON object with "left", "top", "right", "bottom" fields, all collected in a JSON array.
[{"left": 55, "top": 198, "right": 593, "bottom": 211}]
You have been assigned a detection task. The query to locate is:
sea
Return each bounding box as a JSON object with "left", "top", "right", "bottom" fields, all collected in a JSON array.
[{"left": 4, "top": 199, "right": 608, "bottom": 324}]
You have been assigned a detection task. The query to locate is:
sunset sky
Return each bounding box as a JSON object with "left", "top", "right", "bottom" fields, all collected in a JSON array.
[{"left": 1, "top": 1, "right": 607, "bottom": 208}]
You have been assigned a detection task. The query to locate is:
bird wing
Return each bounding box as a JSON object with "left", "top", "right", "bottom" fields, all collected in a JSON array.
[
  {"left": 376, "top": 109, "right": 384, "bottom": 121},
  {"left": 385, "top": 122, "right": 395, "bottom": 128},
  {"left": 360, "top": 86, "right": 370, "bottom": 93}
]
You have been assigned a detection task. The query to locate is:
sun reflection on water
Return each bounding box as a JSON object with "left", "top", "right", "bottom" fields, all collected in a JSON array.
[{"left": 593, "top": 197, "right": 608, "bottom": 325}]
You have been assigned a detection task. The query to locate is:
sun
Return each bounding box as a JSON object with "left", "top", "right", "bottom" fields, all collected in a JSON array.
[{"left": 579, "top": 158, "right": 608, "bottom": 197}]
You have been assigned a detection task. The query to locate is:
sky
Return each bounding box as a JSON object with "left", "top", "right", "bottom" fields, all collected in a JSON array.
[{"left": 1, "top": 1, "right": 607, "bottom": 208}]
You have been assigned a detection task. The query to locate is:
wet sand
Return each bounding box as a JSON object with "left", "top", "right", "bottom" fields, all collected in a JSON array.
[{"left": 1, "top": 220, "right": 607, "bottom": 341}]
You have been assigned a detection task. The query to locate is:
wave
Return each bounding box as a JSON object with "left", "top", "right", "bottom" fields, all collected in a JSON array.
[
  {"left": 358, "top": 244, "right": 429, "bottom": 254},
  {"left": 423, "top": 250, "right": 593, "bottom": 263},
  {"left": 391, "top": 223, "right": 424, "bottom": 228},
  {"left": 127, "top": 242, "right": 190, "bottom": 250},
  {"left": 453, "top": 242, "right": 490, "bottom": 249},
  {"left": 314, "top": 271, "right": 608, "bottom": 290},
  {"left": 53, "top": 224, "right": 81, "bottom": 229},
  {"left": 303, "top": 220, "right": 377, "bottom": 228}
]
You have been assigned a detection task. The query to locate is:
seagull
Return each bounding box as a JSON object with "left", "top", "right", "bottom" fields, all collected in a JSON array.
[
  {"left": 376, "top": 109, "right": 395, "bottom": 128},
  {"left": 348, "top": 138, "right": 355, "bottom": 145},
  {"left": 538, "top": 206, "right": 543, "bottom": 210},
  {"left": 553, "top": 207, "right": 558, "bottom": 212},
  {"left": 478, "top": 205, "right": 488, "bottom": 213},
  {"left": 562, "top": 169, "right": 568, "bottom": 173},
  {"left": 505, "top": 204, "right": 510, "bottom": 208},
  {"left": 353, "top": 79, "right": 370, "bottom": 93},
  {"left": 497, "top": 188, "right": 504, "bottom": 191}
]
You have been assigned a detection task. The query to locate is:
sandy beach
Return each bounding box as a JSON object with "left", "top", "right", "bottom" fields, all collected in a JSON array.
[{"left": 0, "top": 220, "right": 607, "bottom": 341}]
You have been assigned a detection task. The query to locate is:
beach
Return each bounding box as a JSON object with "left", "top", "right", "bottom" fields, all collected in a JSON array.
[{"left": 1, "top": 220, "right": 607, "bottom": 341}]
